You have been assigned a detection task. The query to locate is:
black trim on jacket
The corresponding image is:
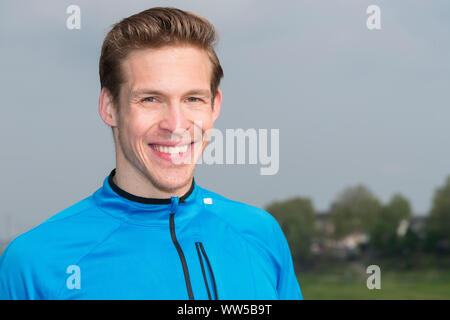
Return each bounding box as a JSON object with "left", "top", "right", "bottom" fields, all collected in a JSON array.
[{"left": 108, "top": 168, "right": 194, "bottom": 204}]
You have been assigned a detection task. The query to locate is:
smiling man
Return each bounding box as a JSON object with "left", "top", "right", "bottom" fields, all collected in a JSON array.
[
  {"left": 104, "top": 45, "right": 217, "bottom": 199},
  {"left": 0, "top": 7, "right": 302, "bottom": 300}
]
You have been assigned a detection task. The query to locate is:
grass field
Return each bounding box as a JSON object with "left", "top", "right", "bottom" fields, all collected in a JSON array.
[{"left": 298, "top": 263, "right": 450, "bottom": 299}]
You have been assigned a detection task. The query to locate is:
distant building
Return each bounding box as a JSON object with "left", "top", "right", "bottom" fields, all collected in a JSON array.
[
  {"left": 311, "top": 212, "right": 427, "bottom": 258},
  {"left": 314, "top": 211, "right": 334, "bottom": 236}
]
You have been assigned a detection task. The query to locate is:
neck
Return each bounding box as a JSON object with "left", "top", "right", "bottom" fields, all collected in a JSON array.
[
  {"left": 112, "top": 165, "right": 193, "bottom": 200},
  {"left": 108, "top": 168, "right": 194, "bottom": 204}
]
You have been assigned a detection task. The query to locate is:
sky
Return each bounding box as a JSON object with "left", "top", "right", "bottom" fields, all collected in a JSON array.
[{"left": 1, "top": 0, "right": 449, "bottom": 239}]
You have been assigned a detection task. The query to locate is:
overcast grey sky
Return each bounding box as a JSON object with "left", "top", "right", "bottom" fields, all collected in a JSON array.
[{"left": 1, "top": 0, "right": 449, "bottom": 238}]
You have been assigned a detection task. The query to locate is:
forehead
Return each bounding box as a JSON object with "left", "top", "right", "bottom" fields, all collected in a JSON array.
[{"left": 120, "top": 45, "right": 212, "bottom": 94}]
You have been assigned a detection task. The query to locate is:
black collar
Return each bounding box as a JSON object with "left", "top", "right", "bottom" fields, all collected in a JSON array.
[{"left": 107, "top": 169, "right": 195, "bottom": 205}]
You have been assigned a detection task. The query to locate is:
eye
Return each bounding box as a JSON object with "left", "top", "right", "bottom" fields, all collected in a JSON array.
[
  {"left": 186, "top": 97, "right": 201, "bottom": 103},
  {"left": 142, "top": 97, "right": 157, "bottom": 103}
]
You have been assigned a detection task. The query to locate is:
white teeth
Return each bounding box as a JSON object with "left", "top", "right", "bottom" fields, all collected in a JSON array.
[{"left": 151, "top": 144, "right": 189, "bottom": 154}]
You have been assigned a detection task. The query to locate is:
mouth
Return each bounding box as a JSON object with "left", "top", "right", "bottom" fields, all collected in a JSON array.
[
  {"left": 150, "top": 143, "right": 191, "bottom": 154},
  {"left": 148, "top": 141, "right": 199, "bottom": 163}
]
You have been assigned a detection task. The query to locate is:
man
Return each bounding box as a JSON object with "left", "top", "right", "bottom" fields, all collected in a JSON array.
[{"left": 0, "top": 7, "right": 302, "bottom": 300}]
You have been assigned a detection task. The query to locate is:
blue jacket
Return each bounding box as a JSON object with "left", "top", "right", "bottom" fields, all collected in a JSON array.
[{"left": 0, "top": 170, "right": 302, "bottom": 300}]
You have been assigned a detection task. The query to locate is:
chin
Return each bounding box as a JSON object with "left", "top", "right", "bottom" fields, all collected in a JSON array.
[{"left": 150, "top": 168, "right": 194, "bottom": 193}]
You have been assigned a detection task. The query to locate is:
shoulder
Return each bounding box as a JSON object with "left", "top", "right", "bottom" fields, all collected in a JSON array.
[
  {"left": 3, "top": 196, "right": 94, "bottom": 256},
  {"left": 0, "top": 194, "right": 121, "bottom": 298},
  {"left": 5, "top": 195, "right": 114, "bottom": 253},
  {"left": 196, "top": 186, "right": 291, "bottom": 279},
  {"left": 200, "top": 186, "right": 278, "bottom": 223},
  {"left": 197, "top": 186, "right": 284, "bottom": 246},
  {"left": 4, "top": 194, "right": 121, "bottom": 259}
]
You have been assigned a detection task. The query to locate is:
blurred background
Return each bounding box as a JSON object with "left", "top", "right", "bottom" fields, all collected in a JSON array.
[{"left": 1, "top": 0, "right": 449, "bottom": 299}]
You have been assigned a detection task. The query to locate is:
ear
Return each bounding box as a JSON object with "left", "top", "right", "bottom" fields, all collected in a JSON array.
[
  {"left": 98, "top": 87, "right": 119, "bottom": 127},
  {"left": 211, "top": 88, "right": 222, "bottom": 123}
]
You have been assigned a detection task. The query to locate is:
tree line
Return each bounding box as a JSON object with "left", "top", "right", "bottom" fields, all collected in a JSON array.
[{"left": 265, "top": 175, "right": 450, "bottom": 269}]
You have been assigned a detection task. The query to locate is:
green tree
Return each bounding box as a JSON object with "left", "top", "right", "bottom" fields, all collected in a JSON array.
[
  {"left": 329, "top": 184, "right": 382, "bottom": 239},
  {"left": 425, "top": 175, "right": 450, "bottom": 252},
  {"left": 265, "top": 197, "right": 316, "bottom": 265},
  {"left": 370, "top": 193, "right": 413, "bottom": 255}
]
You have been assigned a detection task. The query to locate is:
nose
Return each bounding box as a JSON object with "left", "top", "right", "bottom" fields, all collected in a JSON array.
[{"left": 159, "top": 101, "right": 190, "bottom": 138}]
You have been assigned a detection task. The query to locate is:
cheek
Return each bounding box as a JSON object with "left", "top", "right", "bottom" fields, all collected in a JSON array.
[
  {"left": 190, "top": 111, "right": 214, "bottom": 131},
  {"left": 192, "top": 119, "right": 213, "bottom": 141},
  {"left": 125, "top": 110, "right": 156, "bottom": 139},
  {"left": 199, "top": 121, "right": 215, "bottom": 143}
]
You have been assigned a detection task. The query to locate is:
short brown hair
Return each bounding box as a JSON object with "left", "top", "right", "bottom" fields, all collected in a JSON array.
[{"left": 99, "top": 7, "right": 224, "bottom": 107}]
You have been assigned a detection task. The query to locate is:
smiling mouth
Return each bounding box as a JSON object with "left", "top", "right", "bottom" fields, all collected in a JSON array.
[
  {"left": 149, "top": 141, "right": 197, "bottom": 155},
  {"left": 150, "top": 144, "right": 189, "bottom": 154}
]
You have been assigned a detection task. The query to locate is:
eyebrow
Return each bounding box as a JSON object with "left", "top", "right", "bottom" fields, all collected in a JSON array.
[{"left": 131, "top": 89, "right": 211, "bottom": 98}]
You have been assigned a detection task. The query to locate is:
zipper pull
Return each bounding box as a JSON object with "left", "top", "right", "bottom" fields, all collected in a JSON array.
[{"left": 170, "top": 196, "right": 179, "bottom": 214}]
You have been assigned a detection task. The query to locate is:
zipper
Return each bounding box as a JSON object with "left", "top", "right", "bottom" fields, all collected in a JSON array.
[
  {"left": 195, "top": 241, "right": 219, "bottom": 300},
  {"left": 195, "top": 242, "right": 212, "bottom": 299},
  {"left": 169, "top": 197, "right": 218, "bottom": 300},
  {"left": 170, "top": 211, "right": 194, "bottom": 300}
]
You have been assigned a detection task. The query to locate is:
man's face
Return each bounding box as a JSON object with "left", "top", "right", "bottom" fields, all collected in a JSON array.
[{"left": 108, "top": 45, "right": 221, "bottom": 193}]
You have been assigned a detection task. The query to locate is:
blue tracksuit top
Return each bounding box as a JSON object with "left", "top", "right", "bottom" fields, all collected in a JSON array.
[{"left": 0, "top": 169, "right": 302, "bottom": 300}]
